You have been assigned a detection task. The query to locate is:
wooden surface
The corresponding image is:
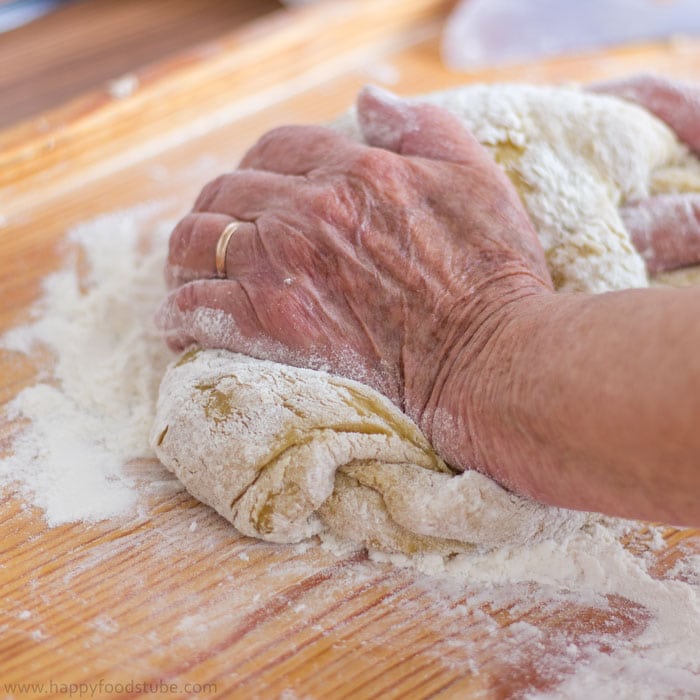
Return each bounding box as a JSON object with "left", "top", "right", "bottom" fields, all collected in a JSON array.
[
  {"left": 1, "top": 1, "right": 700, "bottom": 697},
  {"left": 0, "top": 0, "right": 282, "bottom": 129}
]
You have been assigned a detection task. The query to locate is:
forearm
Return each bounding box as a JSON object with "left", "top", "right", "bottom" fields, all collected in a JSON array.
[{"left": 434, "top": 287, "right": 700, "bottom": 525}]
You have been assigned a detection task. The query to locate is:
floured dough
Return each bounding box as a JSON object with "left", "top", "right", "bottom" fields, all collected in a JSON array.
[
  {"left": 153, "top": 348, "right": 583, "bottom": 553},
  {"left": 151, "top": 84, "right": 700, "bottom": 555}
]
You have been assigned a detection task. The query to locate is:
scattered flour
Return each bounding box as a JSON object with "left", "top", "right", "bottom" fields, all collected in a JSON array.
[
  {"left": 0, "top": 202, "right": 176, "bottom": 525},
  {"left": 368, "top": 521, "right": 700, "bottom": 698}
]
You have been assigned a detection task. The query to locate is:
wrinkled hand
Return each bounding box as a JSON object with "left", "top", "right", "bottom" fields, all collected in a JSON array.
[
  {"left": 157, "top": 87, "right": 552, "bottom": 443},
  {"left": 591, "top": 74, "right": 700, "bottom": 274}
]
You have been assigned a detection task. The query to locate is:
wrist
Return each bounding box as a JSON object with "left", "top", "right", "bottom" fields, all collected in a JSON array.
[{"left": 419, "top": 282, "right": 555, "bottom": 486}]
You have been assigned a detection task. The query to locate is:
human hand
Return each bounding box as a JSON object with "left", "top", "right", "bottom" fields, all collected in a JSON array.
[
  {"left": 157, "top": 87, "right": 552, "bottom": 455},
  {"left": 590, "top": 74, "right": 700, "bottom": 274}
]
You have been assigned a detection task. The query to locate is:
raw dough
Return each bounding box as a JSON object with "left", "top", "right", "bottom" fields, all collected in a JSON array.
[{"left": 151, "top": 84, "right": 700, "bottom": 554}]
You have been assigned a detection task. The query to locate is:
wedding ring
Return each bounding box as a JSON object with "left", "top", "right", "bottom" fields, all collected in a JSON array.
[{"left": 215, "top": 221, "right": 241, "bottom": 278}]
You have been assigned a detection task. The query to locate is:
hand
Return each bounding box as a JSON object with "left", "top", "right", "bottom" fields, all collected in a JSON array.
[
  {"left": 157, "top": 86, "right": 553, "bottom": 459},
  {"left": 591, "top": 74, "right": 700, "bottom": 274}
]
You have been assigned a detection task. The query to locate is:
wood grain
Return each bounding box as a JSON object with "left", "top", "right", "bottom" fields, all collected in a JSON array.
[
  {"left": 0, "top": 0, "right": 282, "bottom": 129},
  {"left": 0, "top": 0, "right": 453, "bottom": 219},
  {"left": 1, "top": 2, "right": 699, "bottom": 698}
]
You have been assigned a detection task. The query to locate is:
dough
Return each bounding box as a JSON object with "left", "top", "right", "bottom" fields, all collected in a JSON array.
[
  {"left": 151, "top": 84, "right": 700, "bottom": 555},
  {"left": 152, "top": 347, "right": 582, "bottom": 553}
]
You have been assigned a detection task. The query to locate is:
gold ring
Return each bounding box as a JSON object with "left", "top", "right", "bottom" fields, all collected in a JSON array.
[{"left": 215, "top": 221, "right": 241, "bottom": 278}]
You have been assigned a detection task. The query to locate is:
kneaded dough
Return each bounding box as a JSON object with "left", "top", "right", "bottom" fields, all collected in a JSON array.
[{"left": 151, "top": 84, "right": 700, "bottom": 555}]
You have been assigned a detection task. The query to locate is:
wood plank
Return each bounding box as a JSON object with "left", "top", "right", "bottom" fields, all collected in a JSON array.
[
  {"left": 0, "top": 0, "right": 282, "bottom": 129},
  {"left": 0, "top": 0, "right": 453, "bottom": 220},
  {"left": 1, "top": 2, "right": 699, "bottom": 697}
]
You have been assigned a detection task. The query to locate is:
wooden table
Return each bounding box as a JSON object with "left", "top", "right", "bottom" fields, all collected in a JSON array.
[
  {"left": 0, "top": 0, "right": 282, "bottom": 129},
  {"left": 1, "top": 1, "right": 699, "bottom": 697}
]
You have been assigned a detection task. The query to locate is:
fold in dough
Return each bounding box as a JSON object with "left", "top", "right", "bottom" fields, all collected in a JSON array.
[
  {"left": 151, "top": 84, "right": 700, "bottom": 554},
  {"left": 151, "top": 348, "right": 584, "bottom": 554}
]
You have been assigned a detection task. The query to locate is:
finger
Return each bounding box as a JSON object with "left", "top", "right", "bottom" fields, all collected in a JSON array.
[
  {"left": 166, "top": 213, "right": 260, "bottom": 288},
  {"left": 356, "top": 84, "right": 485, "bottom": 164},
  {"left": 238, "top": 124, "right": 357, "bottom": 175},
  {"left": 155, "top": 278, "right": 331, "bottom": 362},
  {"left": 156, "top": 278, "right": 391, "bottom": 401},
  {"left": 156, "top": 279, "right": 264, "bottom": 354},
  {"left": 589, "top": 74, "right": 700, "bottom": 155},
  {"left": 621, "top": 193, "right": 700, "bottom": 274},
  {"left": 168, "top": 205, "right": 335, "bottom": 289},
  {"left": 192, "top": 169, "right": 298, "bottom": 217}
]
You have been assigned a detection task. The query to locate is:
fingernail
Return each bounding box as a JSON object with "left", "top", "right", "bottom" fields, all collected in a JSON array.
[
  {"left": 357, "top": 84, "right": 416, "bottom": 150},
  {"left": 359, "top": 83, "right": 403, "bottom": 105}
]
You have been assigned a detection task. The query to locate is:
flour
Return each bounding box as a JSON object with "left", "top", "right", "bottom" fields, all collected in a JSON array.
[
  {"left": 0, "top": 203, "right": 176, "bottom": 525},
  {"left": 369, "top": 518, "right": 700, "bottom": 698}
]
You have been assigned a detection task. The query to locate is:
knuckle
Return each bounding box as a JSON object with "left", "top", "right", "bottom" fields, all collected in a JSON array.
[
  {"left": 176, "top": 280, "right": 215, "bottom": 319},
  {"left": 224, "top": 170, "right": 264, "bottom": 200},
  {"left": 246, "top": 126, "right": 299, "bottom": 162},
  {"left": 194, "top": 174, "right": 227, "bottom": 210},
  {"left": 168, "top": 215, "right": 195, "bottom": 262},
  {"left": 245, "top": 125, "right": 342, "bottom": 170},
  {"left": 347, "top": 147, "right": 397, "bottom": 181},
  {"left": 176, "top": 281, "right": 198, "bottom": 311},
  {"left": 305, "top": 185, "right": 355, "bottom": 230},
  {"left": 192, "top": 213, "right": 221, "bottom": 242},
  {"left": 263, "top": 124, "right": 302, "bottom": 143}
]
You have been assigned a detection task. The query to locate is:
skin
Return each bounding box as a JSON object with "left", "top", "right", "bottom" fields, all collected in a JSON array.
[
  {"left": 591, "top": 75, "right": 700, "bottom": 274},
  {"left": 158, "top": 77, "right": 700, "bottom": 526}
]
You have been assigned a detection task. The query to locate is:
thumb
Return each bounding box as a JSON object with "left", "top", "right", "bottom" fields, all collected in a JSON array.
[{"left": 356, "top": 85, "right": 484, "bottom": 163}]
